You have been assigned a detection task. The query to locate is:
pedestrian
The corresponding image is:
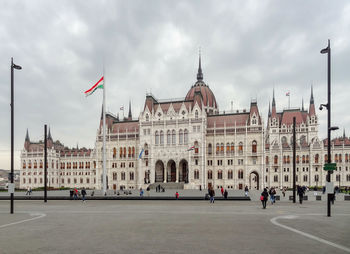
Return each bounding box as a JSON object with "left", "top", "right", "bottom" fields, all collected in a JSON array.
[
  {"left": 224, "top": 189, "right": 228, "bottom": 199},
  {"left": 91, "top": 190, "right": 94, "bottom": 197},
  {"left": 261, "top": 188, "right": 269, "bottom": 209},
  {"left": 209, "top": 187, "right": 215, "bottom": 203},
  {"left": 140, "top": 188, "right": 144, "bottom": 197},
  {"left": 244, "top": 186, "right": 249, "bottom": 197},
  {"left": 81, "top": 188, "right": 86, "bottom": 203},
  {"left": 221, "top": 186, "right": 224, "bottom": 196},
  {"left": 297, "top": 185, "right": 304, "bottom": 204},
  {"left": 175, "top": 191, "right": 179, "bottom": 200},
  {"left": 282, "top": 187, "right": 286, "bottom": 198},
  {"left": 199, "top": 185, "right": 202, "bottom": 191},
  {"left": 26, "top": 187, "right": 30, "bottom": 196},
  {"left": 29, "top": 187, "right": 32, "bottom": 195},
  {"left": 322, "top": 186, "right": 326, "bottom": 194},
  {"left": 269, "top": 187, "right": 276, "bottom": 204},
  {"left": 74, "top": 187, "right": 78, "bottom": 200},
  {"left": 313, "top": 186, "right": 318, "bottom": 196},
  {"left": 69, "top": 189, "right": 74, "bottom": 200},
  {"left": 146, "top": 186, "right": 150, "bottom": 197}
]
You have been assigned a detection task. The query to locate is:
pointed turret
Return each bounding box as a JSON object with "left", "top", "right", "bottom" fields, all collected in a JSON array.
[
  {"left": 268, "top": 102, "right": 271, "bottom": 117},
  {"left": 24, "top": 129, "right": 30, "bottom": 151},
  {"left": 47, "top": 127, "right": 53, "bottom": 148},
  {"left": 343, "top": 128, "right": 346, "bottom": 139},
  {"left": 116, "top": 113, "right": 119, "bottom": 122},
  {"left": 271, "top": 89, "right": 277, "bottom": 118},
  {"left": 309, "top": 86, "right": 315, "bottom": 116},
  {"left": 48, "top": 127, "right": 52, "bottom": 141},
  {"left": 128, "top": 100, "right": 132, "bottom": 120},
  {"left": 196, "top": 50, "right": 203, "bottom": 82},
  {"left": 302, "top": 97, "right": 304, "bottom": 111},
  {"left": 25, "top": 129, "right": 30, "bottom": 142}
]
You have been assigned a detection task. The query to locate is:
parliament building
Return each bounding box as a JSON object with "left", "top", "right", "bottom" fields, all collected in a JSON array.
[{"left": 20, "top": 56, "right": 350, "bottom": 190}]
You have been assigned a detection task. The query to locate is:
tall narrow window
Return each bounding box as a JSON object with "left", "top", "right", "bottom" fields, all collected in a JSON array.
[
  {"left": 172, "top": 130, "right": 176, "bottom": 144},
  {"left": 167, "top": 130, "right": 171, "bottom": 145},
  {"left": 252, "top": 141, "right": 257, "bottom": 153},
  {"left": 160, "top": 131, "right": 164, "bottom": 145},
  {"left": 155, "top": 131, "right": 159, "bottom": 145},
  {"left": 179, "top": 130, "right": 183, "bottom": 144},
  {"left": 184, "top": 129, "right": 188, "bottom": 144},
  {"left": 208, "top": 143, "right": 212, "bottom": 155}
]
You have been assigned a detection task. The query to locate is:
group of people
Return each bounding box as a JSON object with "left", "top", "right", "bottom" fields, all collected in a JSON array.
[
  {"left": 25, "top": 187, "right": 32, "bottom": 195},
  {"left": 155, "top": 184, "right": 165, "bottom": 192},
  {"left": 260, "top": 187, "right": 277, "bottom": 209},
  {"left": 69, "top": 188, "right": 87, "bottom": 202}
]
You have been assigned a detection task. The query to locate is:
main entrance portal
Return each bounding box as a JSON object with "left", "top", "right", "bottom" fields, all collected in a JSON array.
[
  {"left": 179, "top": 159, "right": 188, "bottom": 183},
  {"left": 155, "top": 160, "right": 164, "bottom": 182},
  {"left": 167, "top": 160, "right": 176, "bottom": 182},
  {"left": 249, "top": 171, "right": 259, "bottom": 190}
]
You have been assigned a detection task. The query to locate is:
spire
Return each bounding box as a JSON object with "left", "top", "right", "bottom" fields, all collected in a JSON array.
[
  {"left": 48, "top": 127, "right": 52, "bottom": 140},
  {"left": 268, "top": 102, "right": 271, "bottom": 117},
  {"left": 310, "top": 86, "right": 314, "bottom": 104},
  {"left": 272, "top": 88, "right": 276, "bottom": 107},
  {"left": 271, "top": 89, "right": 277, "bottom": 118},
  {"left": 128, "top": 100, "right": 132, "bottom": 119},
  {"left": 196, "top": 49, "right": 203, "bottom": 82},
  {"left": 343, "top": 128, "right": 346, "bottom": 139},
  {"left": 100, "top": 104, "right": 103, "bottom": 120},
  {"left": 302, "top": 97, "right": 304, "bottom": 111},
  {"left": 25, "top": 129, "right": 30, "bottom": 142}
]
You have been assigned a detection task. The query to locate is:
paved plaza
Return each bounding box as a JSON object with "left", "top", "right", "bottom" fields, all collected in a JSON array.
[{"left": 0, "top": 197, "right": 349, "bottom": 254}]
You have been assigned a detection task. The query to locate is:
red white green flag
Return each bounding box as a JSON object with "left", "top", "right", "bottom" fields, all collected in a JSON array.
[{"left": 84, "top": 76, "right": 104, "bottom": 96}]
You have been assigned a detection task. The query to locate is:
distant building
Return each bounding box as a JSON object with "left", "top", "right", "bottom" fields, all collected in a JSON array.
[{"left": 20, "top": 56, "right": 350, "bottom": 190}]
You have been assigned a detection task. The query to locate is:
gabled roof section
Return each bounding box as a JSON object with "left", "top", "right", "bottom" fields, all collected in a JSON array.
[{"left": 207, "top": 113, "right": 250, "bottom": 128}]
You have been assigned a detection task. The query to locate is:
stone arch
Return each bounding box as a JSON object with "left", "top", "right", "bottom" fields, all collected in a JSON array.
[
  {"left": 179, "top": 159, "right": 189, "bottom": 183},
  {"left": 167, "top": 160, "right": 176, "bottom": 182},
  {"left": 155, "top": 160, "right": 164, "bottom": 182},
  {"left": 249, "top": 171, "right": 259, "bottom": 190}
]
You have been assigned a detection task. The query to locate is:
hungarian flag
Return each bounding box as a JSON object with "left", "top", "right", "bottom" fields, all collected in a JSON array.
[
  {"left": 84, "top": 76, "right": 104, "bottom": 96},
  {"left": 187, "top": 146, "right": 195, "bottom": 151}
]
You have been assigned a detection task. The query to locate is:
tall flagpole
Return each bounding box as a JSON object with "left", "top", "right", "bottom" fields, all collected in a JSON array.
[{"left": 102, "top": 65, "right": 107, "bottom": 195}]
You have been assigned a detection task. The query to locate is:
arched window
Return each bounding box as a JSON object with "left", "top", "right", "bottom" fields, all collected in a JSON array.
[
  {"left": 144, "top": 143, "right": 149, "bottom": 156},
  {"left": 324, "top": 154, "right": 328, "bottom": 163},
  {"left": 273, "top": 175, "right": 278, "bottom": 182},
  {"left": 120, "top": 148, "right": 123, "bottom": 158},
  {"left": 145, "top": 114, "right": 149, "bottom": 121},
  {"left": 179, "top": 129, "right": 183, "bottom": 144},
  {"left": 132, "top": 147, "right": 135, "bottom": 158},
  {"left": 339, "top": 154, "right": 342, "bottom": 163},
  {"left": 167, "top": 130, "right": 171, "bottom": 145},
  {"left": 195, "top": 110, "right": 198, "bottom": 119},
  {"left": 208, "top": 143, "right": 212, "bottom": 155},
  {"left": 302, "top": 155, "right": 305, "bottom": 163},
  {"left": 346, "top": 154, "right": 349, "bottom": 162},
  {"left": 217, "top": 170, "right": 223, "bottom": 179},
  {"left": 39, "top": 160, "right": 42, "bottom": 169},
  {"left": 194, "top": 170, "right": 199, "bottom": 179},
  {"left": 123, "top": 147, "right": 126, "bottom": 158},
  {"left": 266, "top": 156, "right": 269, "bottom": 164},
  {"left": 208, "top": 170, "right": 213, "bottom": 179},
  {"left": 130, "top": 172, "right": 134, "bottom": 181},
  {"left": 28, "top": 160, "right": 31, "bottom": 169},
  {"left": 231, "top": 143, "right": 234, "bottom": 154},
  {"left": 296, "top": 155, "right": 300, "bottom": 164},
  {"left": 34, "top": 178, "right": 37, "bottom": 184},
  {"left": 184, "top": 129, "right": 188, "bottom": 144},
  {"left": 194, "top": 141, "right": 199, "bottom": 154},
  {"left": 155, "top": 131, "right": 159, "bottom": 144},
  {"left": 226, "top": 143, "right": 230, "bottom": 154},
  {"left": 228, "top": 170, "right": 233, "bottom": 179},
  {"left": 274, "top": 155, "right": 278, "bottom": 164},
  {"left": 283, "top": 156, "right": 286, "bottom": 164},
  {"left": 220, "top": 143, "right": 224, "bottom": 154},
  {"left": 303, "top": 175, "right": 308, "bottom": 182},
  {"left": 34, "top": 160, "right": 37, "bottom": 169},
  {"left": 239, "top": 142, "right": 243, "bottom": 154},
  {"left": 113, "top": 147, "right": 117, "bottom": 158},
  {"left": 121, "top": 172, "right": 125, "bottom": 180},
  {"left": 216, "top": 143, "right": 220, "bottom": 154},
  {"left": 287, "top": 156, "right": 290, "bottom": 164},
  {"left": 306, "top": 155, "right": 309, "bottom": 163},
  {"left": 160, "top": 131, "right": 164, "bottom": 145},
  {"left": 23, "top": 160, "right": 26, "bottom": 169},
  {"left": 238, "top": 170, "right": 244, "bottom": 179},
  {"left": 284, "top": 175, "right": 289, "bottom": 182},
  {"left": 314, "top": 174, "right": 319, "bottom": 182},
  {"left": 315, "top": 154, "right": 319, "bottom": 163},
  {"left": 252, "top": 140, "right": 257, "bottom": 153},
  {"left": 172, "top": 130, "right": 176, "bottom": 144}
]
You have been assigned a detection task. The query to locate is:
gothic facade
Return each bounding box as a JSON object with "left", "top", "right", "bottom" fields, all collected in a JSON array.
[{"left": 20, "top": 57, "right": 350, "bottom": 190}]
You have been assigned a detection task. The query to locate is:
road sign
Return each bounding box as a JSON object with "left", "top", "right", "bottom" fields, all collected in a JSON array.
[
  {"left": 8, "top": 183, "right": 15, "bottom": 194},
  {"left": 323, "top": 163, "right": 336, "bottom": 171},
  {"left": 326, "top": 182, "right": 334, "bottom": 194}
]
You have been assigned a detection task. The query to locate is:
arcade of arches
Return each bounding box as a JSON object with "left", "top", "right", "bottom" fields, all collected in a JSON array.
[{"left": 155, "top": 159, "right": 189, "bottom": 183}]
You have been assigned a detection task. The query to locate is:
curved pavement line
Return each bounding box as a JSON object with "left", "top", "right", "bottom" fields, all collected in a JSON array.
[
  {"left": 270, "top": 215, "right": 350, "bottom": 253},
  {"left": 0, "top": 213, "right": 46, "bottom": 229}
]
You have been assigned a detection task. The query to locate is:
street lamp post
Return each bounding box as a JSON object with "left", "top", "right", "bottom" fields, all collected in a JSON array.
[
  {"left": 320, "top": 39, "right": 335, "bottom": 217},
  {"left": 293, "top": 117, "right": 296, "bottom": 203},
  {"left": 10, "top": 57, "right": 22, "bottom": 214}
]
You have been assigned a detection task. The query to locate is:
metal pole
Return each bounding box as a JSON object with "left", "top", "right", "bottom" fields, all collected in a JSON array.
[
  {"left": 293, "top": 117, "right": 296, "bottom": 203},
  {"left": 10, "top": 58, "right": 14, "bottom": 214},
  {"left": 327, "top": 39, "right": 331, "bottom": 217},
  {"left": 44, "top": 125, "right": 47, "bottom": 202}
]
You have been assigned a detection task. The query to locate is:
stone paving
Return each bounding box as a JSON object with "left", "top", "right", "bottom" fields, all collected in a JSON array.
[{"left": 0, "top": 198, "right": 349, "bottom": 254}]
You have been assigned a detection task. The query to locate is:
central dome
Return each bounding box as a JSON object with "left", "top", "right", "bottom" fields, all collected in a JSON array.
[{"left": 185, "top": 54, "right": 217, "bottom": 110}]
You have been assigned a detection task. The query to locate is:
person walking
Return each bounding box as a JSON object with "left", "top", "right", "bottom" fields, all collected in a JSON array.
[
  {"left": 175, "top": 191, "right": 179, "bottom": 200},
  {"left": 81, "top": 188, "right": 86, "bottom": 203},
  {"left": 224, "top": 189, "right": 228, "bottom": 199},
  {"left": 140, "top": 188, "right": 144, "bottom": 197},
  {"left": 26, "top": 187, "right": 30, "bottom": 196},
  {"left": 73, "top": 188, "right": 78, "bottom": 200},
  {"left": 269, "top": 187, "right": 276, "bottom": 204},
  {"left": 146, "top": 186, "right": 150, "bottom": 197},
  {"left": 282, "top": 187, "right": 286, "bottom": 198},
  {"left": 297, "top": 185, "right": 304, "bottom": 204},
  {"left": 244, "top": 186, "right": 249, "bottom": 197},
  {"left": 209, "top": 187, "right": 215, "bottom": 203},
  {"left": 221, "top": 187, "right": 224, "bottom": 196},
  {"left": 261, "top": 188, "right": 269, "bottom": 209}
]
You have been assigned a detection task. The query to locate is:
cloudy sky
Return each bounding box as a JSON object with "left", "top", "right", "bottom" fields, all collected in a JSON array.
[{"left": 0, "top": 0, "right": 349, "bottom": 170}]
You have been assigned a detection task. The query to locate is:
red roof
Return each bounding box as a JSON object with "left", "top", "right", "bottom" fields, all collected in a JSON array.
[
  {"left": 112, "top": 121, "right": 139, "bottom": 133},
  {"left": 185, "top": 82, "right": 217, "bottom": 109}
]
